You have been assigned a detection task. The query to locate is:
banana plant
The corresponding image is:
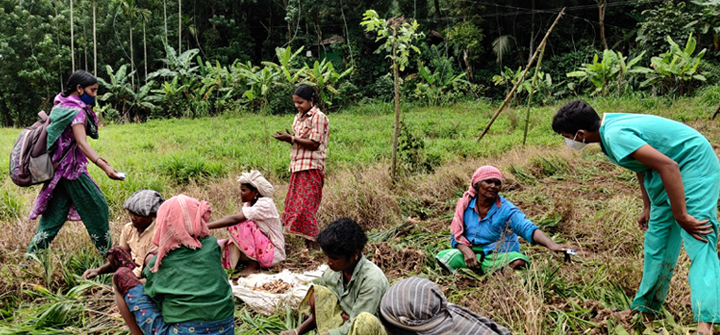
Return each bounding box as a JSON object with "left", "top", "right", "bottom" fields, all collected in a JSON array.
[
  {"left": 97, "top": 64, "right": 135, "bottom": 119},
  {"left": 566, "top": 49, "right": 647, "bottom": 96},
  {"left": 303, "top": 58, "right": 353, "bottom": 107},
  {"left": 640, "top": 33, "right": 707, "bottom": 96},
  {"left": 414, "top": 60, "right": 468, "bottom": 92},
  {"left": 261, "top": 46, "right": 308, "bottom": 85}
]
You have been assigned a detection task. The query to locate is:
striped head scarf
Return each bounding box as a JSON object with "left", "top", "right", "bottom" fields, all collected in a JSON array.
[
  {"left": 150, "top": 194, "right": 211, "bottom": 273},
  {"left": 380, "top": 276, "right": 512, "bottom": 335},
  {"left": 122, "top": 190, "right": 165, "bottom": 217}
]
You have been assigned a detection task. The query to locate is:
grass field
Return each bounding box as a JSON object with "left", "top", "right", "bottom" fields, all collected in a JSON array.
[{"left": 1, "top": 87, "right": 720, "bottom": 334}]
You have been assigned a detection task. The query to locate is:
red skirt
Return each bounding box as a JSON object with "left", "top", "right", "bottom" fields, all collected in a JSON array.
[{"left": 282, "top": 169, "right": 324, "bottom": 240}]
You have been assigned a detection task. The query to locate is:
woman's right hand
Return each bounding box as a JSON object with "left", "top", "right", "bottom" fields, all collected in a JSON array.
[
  {"left": 103, "top": 164, "right": 123, "bottom": 180},
  {"left": 457, "top": 244, "right": 478, "bottom": 269},
  {"left": 82, "top": 268, "right": 100, "bottom": 279},
  {"left": 637, "top": 206, "right": 650, "bottom": 231}
]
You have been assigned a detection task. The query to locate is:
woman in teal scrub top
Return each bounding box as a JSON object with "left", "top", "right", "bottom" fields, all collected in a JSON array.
[{"left": 552, "top": 100, "right": 720, "bottom": 335}]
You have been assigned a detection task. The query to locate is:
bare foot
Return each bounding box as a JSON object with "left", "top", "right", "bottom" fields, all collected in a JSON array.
[
  {"left": 237, "top": 261, "right": 261, "bottom": 277},
  {"left": 697, "top": 322, "right": 713, "bottom": 335}
]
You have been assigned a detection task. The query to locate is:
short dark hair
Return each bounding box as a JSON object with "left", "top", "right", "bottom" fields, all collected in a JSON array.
[
  {"left": 62, "top": 70, "right": 98, "bottom": 97},
  {"left": 293, "top": 84, "right": 320, "bottom": 105},
  {"left": 552, "top": 100, "right": 601, "bottom": 134},
  {"left": 316, "top": 218, "right": 367, "bottom": 259}
]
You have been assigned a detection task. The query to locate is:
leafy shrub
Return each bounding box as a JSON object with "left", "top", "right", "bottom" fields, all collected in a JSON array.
[
  {"left": 333, "top": 82, "right": 362, "bottom": 110},
  {"left": 372, "top": 74, "right": 395, "bottom": 102},
  {"left": 0, "top": 188, "right": 24, "bottom": 222},
  {"left": 640, "top": 33, "right": 707, "bottom": 96},
  {"left": 566, "top": 49, "right": 647, "bottom": 96}
]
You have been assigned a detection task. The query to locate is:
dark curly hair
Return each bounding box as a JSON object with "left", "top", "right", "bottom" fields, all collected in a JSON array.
[
  {"left": 316, "top": 218, "right": 367, "bottom": 259},
  {"left": 552, "top": 100, "right": 601, "bottom": 135}
]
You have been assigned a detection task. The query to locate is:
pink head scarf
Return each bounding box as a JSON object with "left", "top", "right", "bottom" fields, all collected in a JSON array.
[
  {"left": 150, "top": 194, "right": 211, "bottom": 272},
  {"left": 450, "top": 166, "right": 504, "bottom": 245}
]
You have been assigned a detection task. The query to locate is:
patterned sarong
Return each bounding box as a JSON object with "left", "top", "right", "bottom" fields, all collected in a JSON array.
[
  {"left": 282, "top": 169, "right": 324, "bottom": 240},
  {"left": 221, "top": 220, "right": 275, "bottom": 269},
  {"left": 436, "top": 246, "right": 529, "bottom": 274},
  {"left": 108, "top": 246, "right": 137, "bottom": 271},
  {"left": 299, "top": 285, "right": 386, "bottom": 335}
]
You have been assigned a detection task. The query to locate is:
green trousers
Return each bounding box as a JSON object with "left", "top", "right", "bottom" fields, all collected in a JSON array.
[
  {"left": 631, "top": 178, "right": 720, "bottom": 322},
  {"left": 28, "top": 174, "right": 111, "bottom": 256},
  {"left": 436, "top": 246, "right": 530, "bottom": 275}
]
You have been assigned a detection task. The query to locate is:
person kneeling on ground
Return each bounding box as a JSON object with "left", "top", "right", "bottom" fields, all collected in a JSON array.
[
  {"left": 280, "top": 218, "right": 389, "bottom": 335},
  {"left": 206, "top": 170, "right": 286, "bottom": 276},
  {"left": 380, "top": 276, "right": 512, "bottom": 335},
  {"left": 553, "top": 100, "right": 720, "bottom": 334},
  {"left": 113, "top": 195, "right": 235, "bottom": 335},
  {"left": 436, "top": 165, "right": 568, "bottom": 274},
  {"left": 84, "top": 190, "right": 164, "bottom": 279}
]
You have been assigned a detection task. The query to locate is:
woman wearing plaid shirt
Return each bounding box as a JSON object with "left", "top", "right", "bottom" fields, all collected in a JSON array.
[{"left": 272, "top": 84, "right": 329, "bottom": 249}]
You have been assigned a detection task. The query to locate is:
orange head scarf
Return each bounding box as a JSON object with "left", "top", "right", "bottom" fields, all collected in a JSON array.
[{"left": 150, "top": 194, "right": 211, "bottom": 272}]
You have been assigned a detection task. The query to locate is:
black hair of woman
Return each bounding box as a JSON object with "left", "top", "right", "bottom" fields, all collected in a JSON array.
[
  {"left": 316, "top": 218, "right": 367, "bottom": 259},
  {"left": 293, "top": 84, "right": 320, "bottom": 106},
  {"left": 62, "top": 70, "right": 98, "bottom": 98}
]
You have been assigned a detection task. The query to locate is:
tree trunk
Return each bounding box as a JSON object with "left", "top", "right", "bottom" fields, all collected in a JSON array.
[
  {"left": 463, "top": 49, "right": 474, "bottom": 82},
  {"left": 711, "top": 102, "right": 720, "bottom": 120},
  {"left": 83, "top": 1, "right": 88, "bottom": 71},
  {"left": 598, "top": 0, "right": 608, "bottom": 50},
  {"left": 143, "top": 22, "right": 147, "bottom": 82},
  {"left": 528, "top": 0, "right": 535, "bottom": 63},
  {"left": 130, "top": 25, "right": 135, "bottom": 87},
  {"left": 71, "top": 0, "right": 75, "bottom": 72},
  {"left": 391, "top": 26, "right": 400, "bottom": 181},
  {"left": 178, "top": 0, "right": 182, "bottom": 53},
  {"left": 163, "top": 0, "right": 168, "bottom": 46},
  {"left": 93, "top": 0, "right": 97, "bottom": 76},
  {"left": 55, "top": 0, "right": 63, "bottom": 91},
  {"left": 433, "top": 0, "right": 441, "bottom": 23}
]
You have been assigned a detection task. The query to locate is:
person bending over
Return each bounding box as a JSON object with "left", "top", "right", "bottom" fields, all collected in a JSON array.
[
  {"left": 113, "top": 195, "right": 235, "bottom": 335},
  {"left": 280, "top": 218, "right": 389, "bottom": 335},
  {"left": 553, "top": 100, "right": 720, "bottom": 334}
]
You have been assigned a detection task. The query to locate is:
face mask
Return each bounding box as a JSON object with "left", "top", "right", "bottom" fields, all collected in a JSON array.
[
  {"left": 564, "top": 132, "right": 588, "bottom": 151},
  {"left": 80, "top": 93, "right": 95, "bottom": 105}
]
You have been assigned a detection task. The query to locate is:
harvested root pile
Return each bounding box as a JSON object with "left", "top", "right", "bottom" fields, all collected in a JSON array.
[
  {"left": 367, "top": 242, "right": 425, "bottom": 279},
  {"left": 250, "top": 279, "right": 292, "bottom": 294}
]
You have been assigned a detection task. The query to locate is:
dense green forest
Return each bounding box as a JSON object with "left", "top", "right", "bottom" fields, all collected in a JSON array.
[{"left": 1, "top": 0, "right": 719, "bottom": 127}]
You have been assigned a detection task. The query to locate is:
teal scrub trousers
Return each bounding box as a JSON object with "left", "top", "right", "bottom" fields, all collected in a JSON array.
[{"left": 631, "top": 174, "right": 720, "bottom": 323}]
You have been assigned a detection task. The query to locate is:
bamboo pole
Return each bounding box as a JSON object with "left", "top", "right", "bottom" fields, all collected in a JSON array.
[
  {"left": 478, "top": 8, "right": 565, "bottom": 142},
  {"left": 522, "top": 41, "right": 548, "bottom": 145}
]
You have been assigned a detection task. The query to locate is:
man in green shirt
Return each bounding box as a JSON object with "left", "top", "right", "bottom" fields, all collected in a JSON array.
[{"left": 552, "top": 100, "right": 720, "bottom": 334}]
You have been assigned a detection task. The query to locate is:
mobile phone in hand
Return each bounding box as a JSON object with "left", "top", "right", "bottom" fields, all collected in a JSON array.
[{"left": 116, "top": 172, "right": 127, "bottom": 180}]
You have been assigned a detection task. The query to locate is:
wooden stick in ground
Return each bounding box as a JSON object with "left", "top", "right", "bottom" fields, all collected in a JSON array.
[
  {"left": 710, "top": 102, "right": 720, "bottom": 120},
  {"left": 477, "top": 8, "right": 565, "bottom": 142},
  {"left": 522, "top": 41, "right": 548, "bottom": 145}
]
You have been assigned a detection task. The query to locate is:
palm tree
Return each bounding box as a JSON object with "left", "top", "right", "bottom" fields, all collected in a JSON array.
[
  {"left": 163, "top": 0, "right": 168, "bottom": 45},
  {"left": 136, "top": 7, "right": 152, "bottom": 82},
  {"left": 93, "top": 0, "right": 97, "bottom": 75},
  {"left": 119, "top": 0, "right": 139, "bottom": 87},
  {"left": 178, "top": 0, "right": 182, "bottom": 53},
  {"left": 70, "top": 0, "right": 75, "bottom": 72}
]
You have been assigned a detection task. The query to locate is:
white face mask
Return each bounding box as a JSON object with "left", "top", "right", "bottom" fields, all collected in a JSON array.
[{"left": 564, "top": 132, "right": 587, "bottom": 151}]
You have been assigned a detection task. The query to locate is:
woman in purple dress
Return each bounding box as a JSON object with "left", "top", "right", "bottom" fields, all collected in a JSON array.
[{"left": 27, "top": 70, "right": 123, "bottom": 258}]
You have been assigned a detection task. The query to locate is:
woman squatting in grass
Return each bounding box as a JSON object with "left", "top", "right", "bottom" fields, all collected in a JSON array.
[
  {"left": 380, "top": 276, "right": 511, "bottom": 335},
  {"left": 436, "top": 165, "right": 569, "bottom": 275},
  {"left": 272, "top": 84, "right": 330, "bottom": 250},
  {"left": 27, "top": 70, "right": 123, "bottom": 259},
  {"left": 280, "top": 218, "right": 389, "bottom": 335},
  {"left": 113, "top": 195, "right": 235, "bottom": 335},
  {"left": 206, "top": 170, "right": 286, "bottom": 276},
  {"left": 553, "top": 100, "right": 720, "bottom": 335},
  {"left": 83, "top": 190, "right": 164, "bottom": 279}
]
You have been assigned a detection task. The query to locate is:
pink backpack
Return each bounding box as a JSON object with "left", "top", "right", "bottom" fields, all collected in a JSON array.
[{"left": 8, "top": 111, "right": 73, "bottom": 187}]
